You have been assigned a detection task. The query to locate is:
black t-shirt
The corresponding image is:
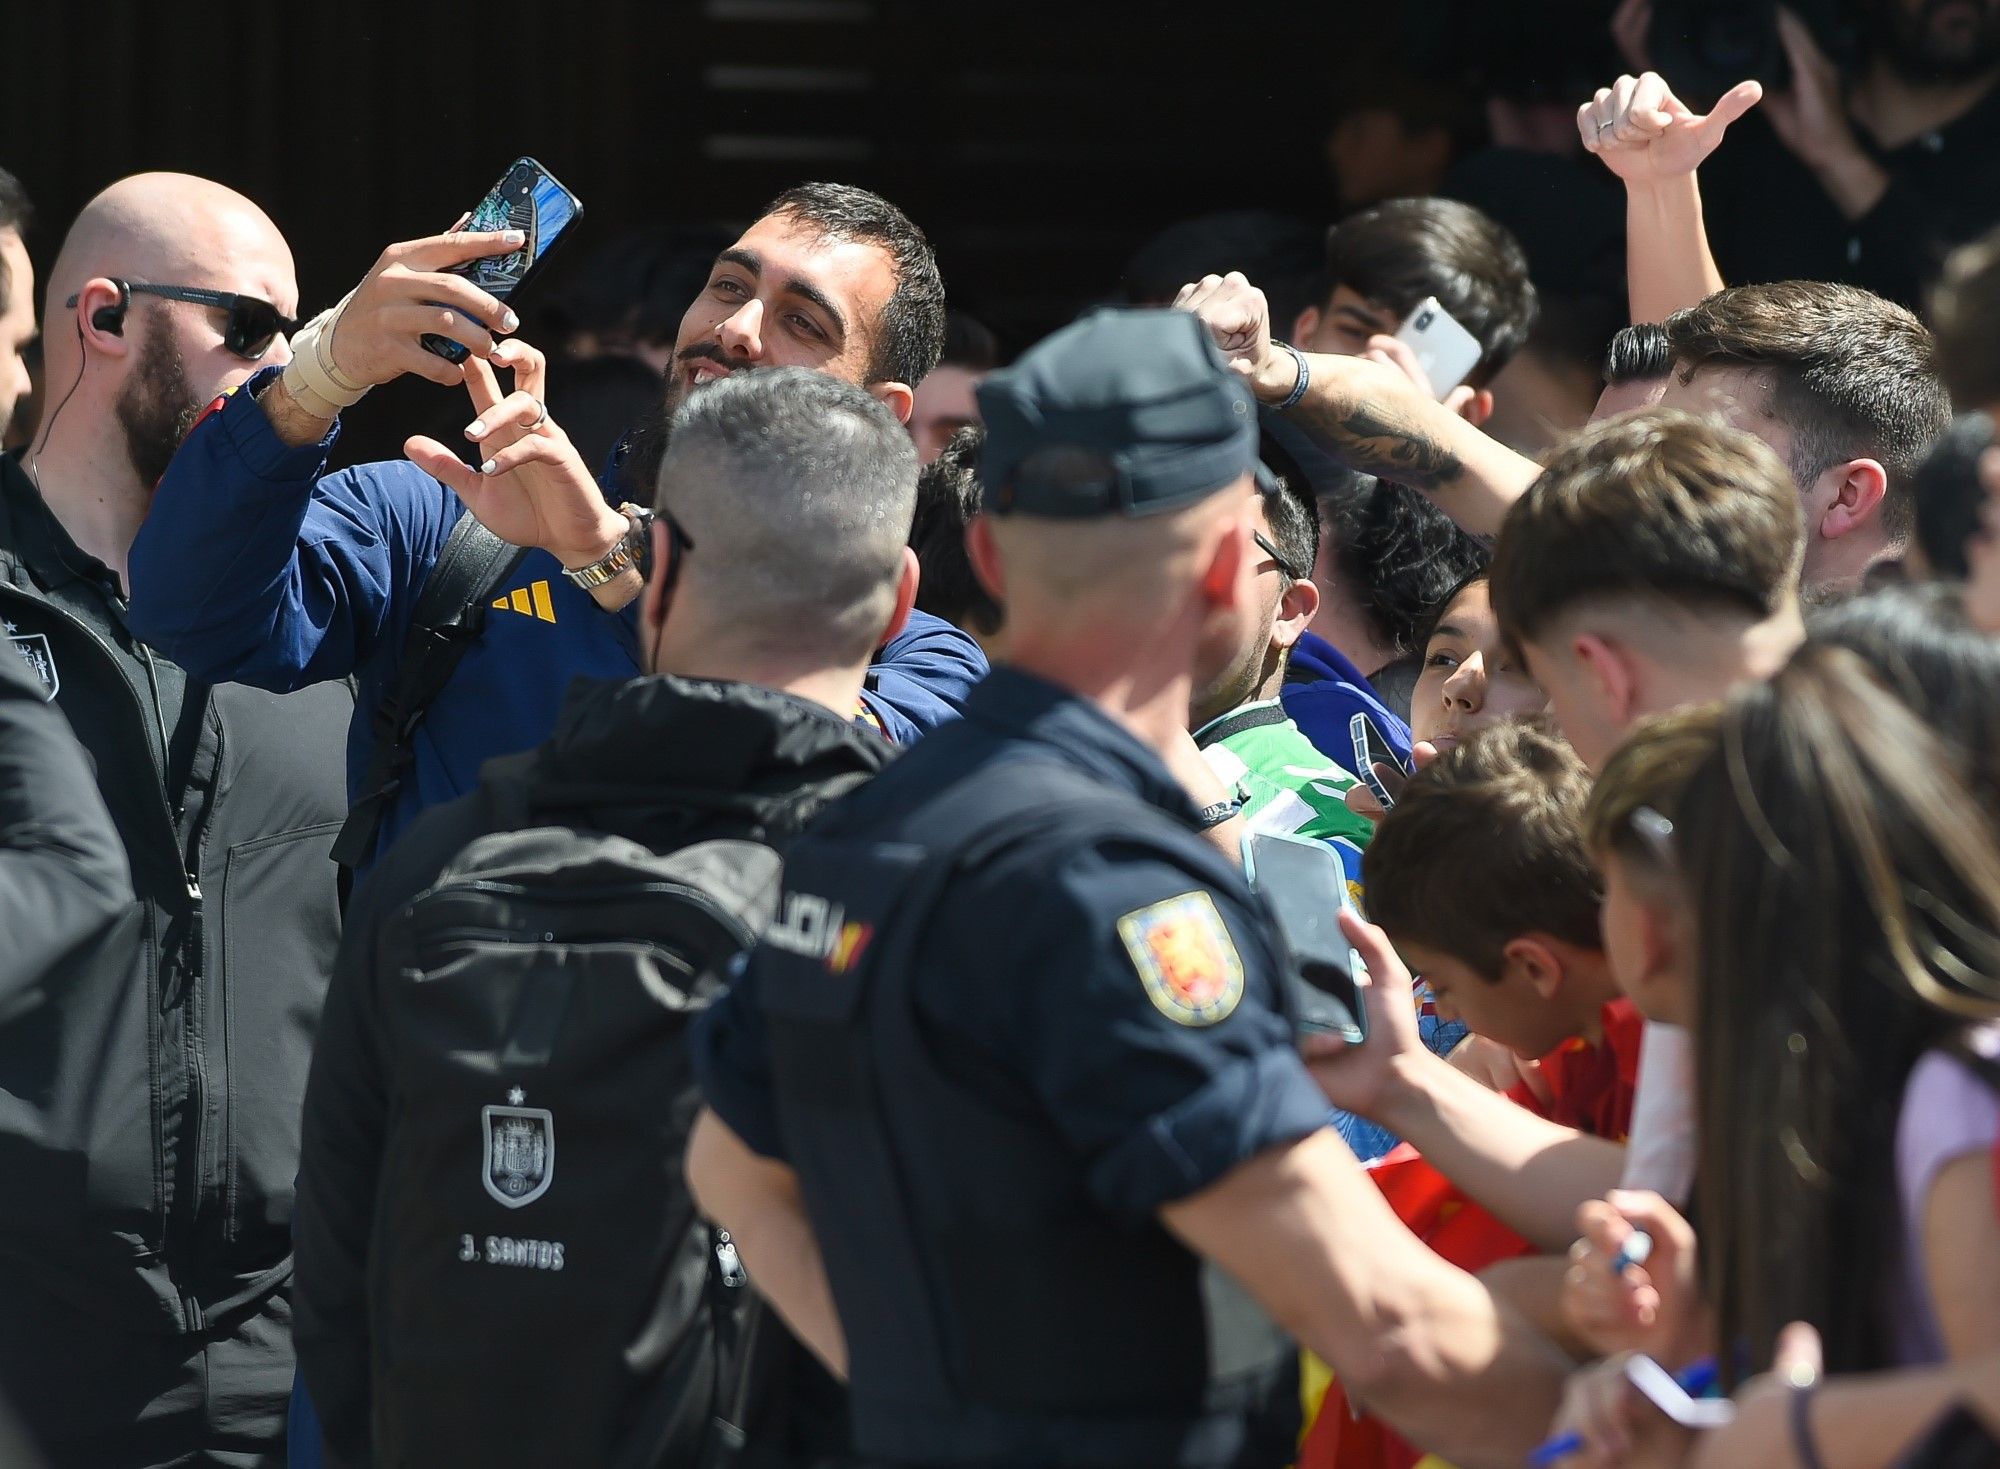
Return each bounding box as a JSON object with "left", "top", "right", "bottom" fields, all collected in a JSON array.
[{"left": 1700, "top": 80, "right": 2000, "bottom": 307}]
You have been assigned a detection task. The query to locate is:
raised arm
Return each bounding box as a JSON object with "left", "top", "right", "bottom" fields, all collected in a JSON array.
[
  {"left": 1175, "top": 272, "right": 1540, "bottom": 538},
  {"left": 1578, "top": 71, "right": 1763, "bottom": 322},
  {"left": 126, "top": 229, "right": 530, "bottom": 688}
]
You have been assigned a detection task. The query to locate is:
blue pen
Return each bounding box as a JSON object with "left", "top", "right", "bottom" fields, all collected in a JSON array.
[
  {"left": 1525, "top": 1358, "right": 1719, "bottom": 1467},
  {"left": 1609, "top": 1228, "right": 1653, "bottom": 1277}
]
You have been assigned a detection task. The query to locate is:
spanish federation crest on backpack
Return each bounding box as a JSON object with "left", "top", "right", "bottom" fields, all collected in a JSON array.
[
  {"left": 482, "top": 1087, "right": 553, "bottom": 1209},
  {"left": 4, "top": 620, "right": 58, "bottom": 699},
  {"left": 371, "top": 816, "right": 795, "bottom": 1466}
]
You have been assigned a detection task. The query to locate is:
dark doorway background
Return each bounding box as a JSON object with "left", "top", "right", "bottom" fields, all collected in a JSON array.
[{"left": 4, "top": 0, "right": 1609, "bottom": 464}]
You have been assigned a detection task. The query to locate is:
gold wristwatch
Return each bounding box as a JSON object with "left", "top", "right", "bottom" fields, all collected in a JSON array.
[{"left": 561, "top": 502, "right": 654, "bottom": 589}]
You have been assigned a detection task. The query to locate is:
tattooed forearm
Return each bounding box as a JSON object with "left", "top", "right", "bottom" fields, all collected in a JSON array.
[{"left": 1288, "top": 395, "right": 1464, "bottom": 490}]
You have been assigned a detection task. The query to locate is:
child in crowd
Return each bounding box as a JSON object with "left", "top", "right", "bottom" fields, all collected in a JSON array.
[
  {"left": 1298, "top": 722, "right": 1646, "bottom": 1469},
  {"left": 1366, "top": 721, "right": 1641, "bottom": 1147}
]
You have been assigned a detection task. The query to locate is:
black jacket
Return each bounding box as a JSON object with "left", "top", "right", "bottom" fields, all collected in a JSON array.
[
  {"left": 296, "top": 673, "right": 891, "bottom": 1467},
  {"left": 0, "top": 454, "right": 352, "bottom": 1336},
  {"left": 0, "top": 640, "right": 131, "bottom": 990}
]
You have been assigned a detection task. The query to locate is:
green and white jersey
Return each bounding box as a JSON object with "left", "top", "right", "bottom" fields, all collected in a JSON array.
[{"left": 1194, "top": 700, "right": 1371, "bottom": 894}]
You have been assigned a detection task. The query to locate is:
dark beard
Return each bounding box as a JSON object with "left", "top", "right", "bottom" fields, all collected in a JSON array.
[
  {"left": 1874, "top": 0, "right": 2000, "bottom": 82},
  {"left": 616, "top": 343, "right": 758, "bottom": 501},
  {"left": 115, "top": 324, "right": 203, "bottom": 490}
]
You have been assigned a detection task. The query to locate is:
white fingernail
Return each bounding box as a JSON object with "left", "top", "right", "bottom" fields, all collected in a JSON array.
[{"left": 480, "top": 459, "right": 497, "bottom": 476}]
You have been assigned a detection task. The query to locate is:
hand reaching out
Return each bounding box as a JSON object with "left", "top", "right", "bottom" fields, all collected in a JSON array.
[
  {"left": 1545, "top": 1352, "right": 1696, "bottom": 1469},
  {"left": 1580, "top": 72, "right": 1764, "bottom": 185},
  {"left": 1299, "top": 910, "right": 1426, "bottom": 1120}
]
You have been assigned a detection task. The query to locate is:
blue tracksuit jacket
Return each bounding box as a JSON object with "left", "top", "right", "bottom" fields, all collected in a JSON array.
[{"left": 127, "top": 369, "right": 988, "bottom": 873}]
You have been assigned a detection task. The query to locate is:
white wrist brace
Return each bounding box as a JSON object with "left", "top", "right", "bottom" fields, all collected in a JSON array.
[{"left": 281, "top": 290, "right": 371, "bottom": 420}]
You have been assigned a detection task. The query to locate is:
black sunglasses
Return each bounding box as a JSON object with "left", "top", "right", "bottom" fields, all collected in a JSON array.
[
  {"left": 1253, "top": 529, "right": 1309, "bottom": 583},
  {"left": 67, "top": 280, "right": 299, "bottom": 361}
]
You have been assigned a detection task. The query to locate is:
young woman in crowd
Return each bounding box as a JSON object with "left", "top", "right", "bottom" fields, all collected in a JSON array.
[
  {"left": 1409, "top": 569, "right": 1547, "bottom": 755},
  {"left": 1347, "top": 569, "right": 1549, "bottom": 826},
  {"left": 1552, "top": 633, "right": 2000, "bottom": 1467}
]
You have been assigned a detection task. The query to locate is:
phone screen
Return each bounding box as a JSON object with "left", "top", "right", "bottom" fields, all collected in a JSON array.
[
  {"left": 423, "top": 157, "right": 583, "bottom": 363},
  {"left": 1243, "top": 831, "right": 1367, "bottom": 1042}
]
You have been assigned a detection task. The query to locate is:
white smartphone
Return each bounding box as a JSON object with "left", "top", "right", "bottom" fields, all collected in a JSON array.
[
  {"left": 1624, "top": 1356, "right": 1736, "bottom": 1429},
  {"left": 1393, "top": 296, "right": 1483, "bottom": 399}
]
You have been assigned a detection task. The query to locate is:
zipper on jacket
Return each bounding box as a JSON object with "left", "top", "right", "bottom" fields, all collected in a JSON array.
[
  {"left": 140, "top": 641, "right": 215, "bottom": 1248},
  {"left": 0, "top": 585, "right": 213, "bottom": 1325}
]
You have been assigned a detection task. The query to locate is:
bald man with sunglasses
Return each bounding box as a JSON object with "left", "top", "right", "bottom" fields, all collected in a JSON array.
[{"left": 0, "top": 171, "right": 356, "bottom": 1467}]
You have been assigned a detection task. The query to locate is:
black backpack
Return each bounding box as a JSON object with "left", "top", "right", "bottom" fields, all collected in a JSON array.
[{"left": 365, "top": 801, "right": 789, "bottom": 1469}]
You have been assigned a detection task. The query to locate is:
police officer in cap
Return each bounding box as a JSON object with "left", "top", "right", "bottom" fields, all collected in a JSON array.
[{"left": 686, "top": 307, "right": 1567, "bottom": 1469}]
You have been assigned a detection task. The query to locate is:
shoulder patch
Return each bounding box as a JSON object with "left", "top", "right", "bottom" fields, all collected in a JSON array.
[{"left": 1117, "top": 891, "right": 1245, "bottom": 1026}]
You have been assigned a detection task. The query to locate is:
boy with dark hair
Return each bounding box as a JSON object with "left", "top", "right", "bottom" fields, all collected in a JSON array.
[
  {"left": 1192, "top": 475, "right": 1375, "bottom": 886},
  {"left": 1291, "top": 197, "right": 1539, "bottom": 427},
  {"left": 1282, "top": 475, "right": 1489, "bottom": 765},
  {"left": 1364, "top": 722, "right": 1641, "bottom": 1144},
  {"left": 1593, "top": 320, "right": 1671, "bottom": 421},
  {"left": 909, "top": 308, "right": 999, "bottom": 463},
  {"left": 1312, "top": 722, "right": 1648, "bottom": 1253},
  {"left": 1489, "top": 407, "right": 1805, "bottom": 773},
  {"left": 1299, "top": 722, "right": 1647, "bottom": 1469},
  {"left": 908, "top": 425, "right": 1003, "bottom": 648},
  {"left": 1658, "top": 279, "right": 1951, "bottom": 594}
]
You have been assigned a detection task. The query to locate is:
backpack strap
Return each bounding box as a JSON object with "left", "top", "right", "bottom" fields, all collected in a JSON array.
[{"left": 330, "top": 513, "right": 528, "bottom": 870}]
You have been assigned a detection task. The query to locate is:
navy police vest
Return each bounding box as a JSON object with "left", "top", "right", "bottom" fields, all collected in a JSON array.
[{"left": 756, "top": 759, "right": 1293, "bottom": 1468}]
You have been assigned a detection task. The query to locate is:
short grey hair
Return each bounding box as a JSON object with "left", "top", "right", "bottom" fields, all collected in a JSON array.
[{"left": 657, "top": 367, "right": 919, "bottom": 662}]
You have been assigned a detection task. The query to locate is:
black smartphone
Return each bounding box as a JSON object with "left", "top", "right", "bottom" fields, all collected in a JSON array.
[
  {"left": 421, "top": 156, "right": 584, "bottom": 363},
  {"left": 1242, "top": 831, "right": 1367, "bottom": 1042},
  {"left": 1349, "top": 712, "right": 1407, "bottom": 812}
]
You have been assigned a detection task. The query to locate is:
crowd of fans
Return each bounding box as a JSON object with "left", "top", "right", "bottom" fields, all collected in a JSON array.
[{"left": 8, "top": 3, "right": 2000, "bottom": 1467}]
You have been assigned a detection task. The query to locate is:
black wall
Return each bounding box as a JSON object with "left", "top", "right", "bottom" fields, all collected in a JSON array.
[{"left": 7, "top": 0, "right": 1366, "bottom": 459}]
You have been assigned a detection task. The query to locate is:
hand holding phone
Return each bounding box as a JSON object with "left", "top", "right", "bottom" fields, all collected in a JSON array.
[
  {"left": 1243, "top": 831, "right": 1367, "bottom": 1042},
  {"left": 421, "top": 157, "right": 584, "bottom": 363},
  {"left": 1392, "top": 296, "right": 1483, "bottom": 399}
]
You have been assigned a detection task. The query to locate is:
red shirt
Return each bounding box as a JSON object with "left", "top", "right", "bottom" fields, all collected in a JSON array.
[{"left": 1506, "top": 997, "right": 1645, "bottom": 1143}]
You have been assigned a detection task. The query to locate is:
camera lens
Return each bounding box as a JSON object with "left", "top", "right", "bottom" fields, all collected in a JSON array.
[{"left": 1417, "top": 310, "right": 1434, "bottom": 329}]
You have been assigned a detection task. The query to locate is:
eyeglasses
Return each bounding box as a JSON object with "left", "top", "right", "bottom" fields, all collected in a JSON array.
[
  {"left": 1253, "top": 529, "right": 1309, "bottom": 583},
  {"left": 67, "top": 280, "right": 300, "bottom": 360}
]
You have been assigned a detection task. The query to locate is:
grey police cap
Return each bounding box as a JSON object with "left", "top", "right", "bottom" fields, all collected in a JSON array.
[{"left": 976, "top": 307, "right": 1279, "bottom": 518}]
